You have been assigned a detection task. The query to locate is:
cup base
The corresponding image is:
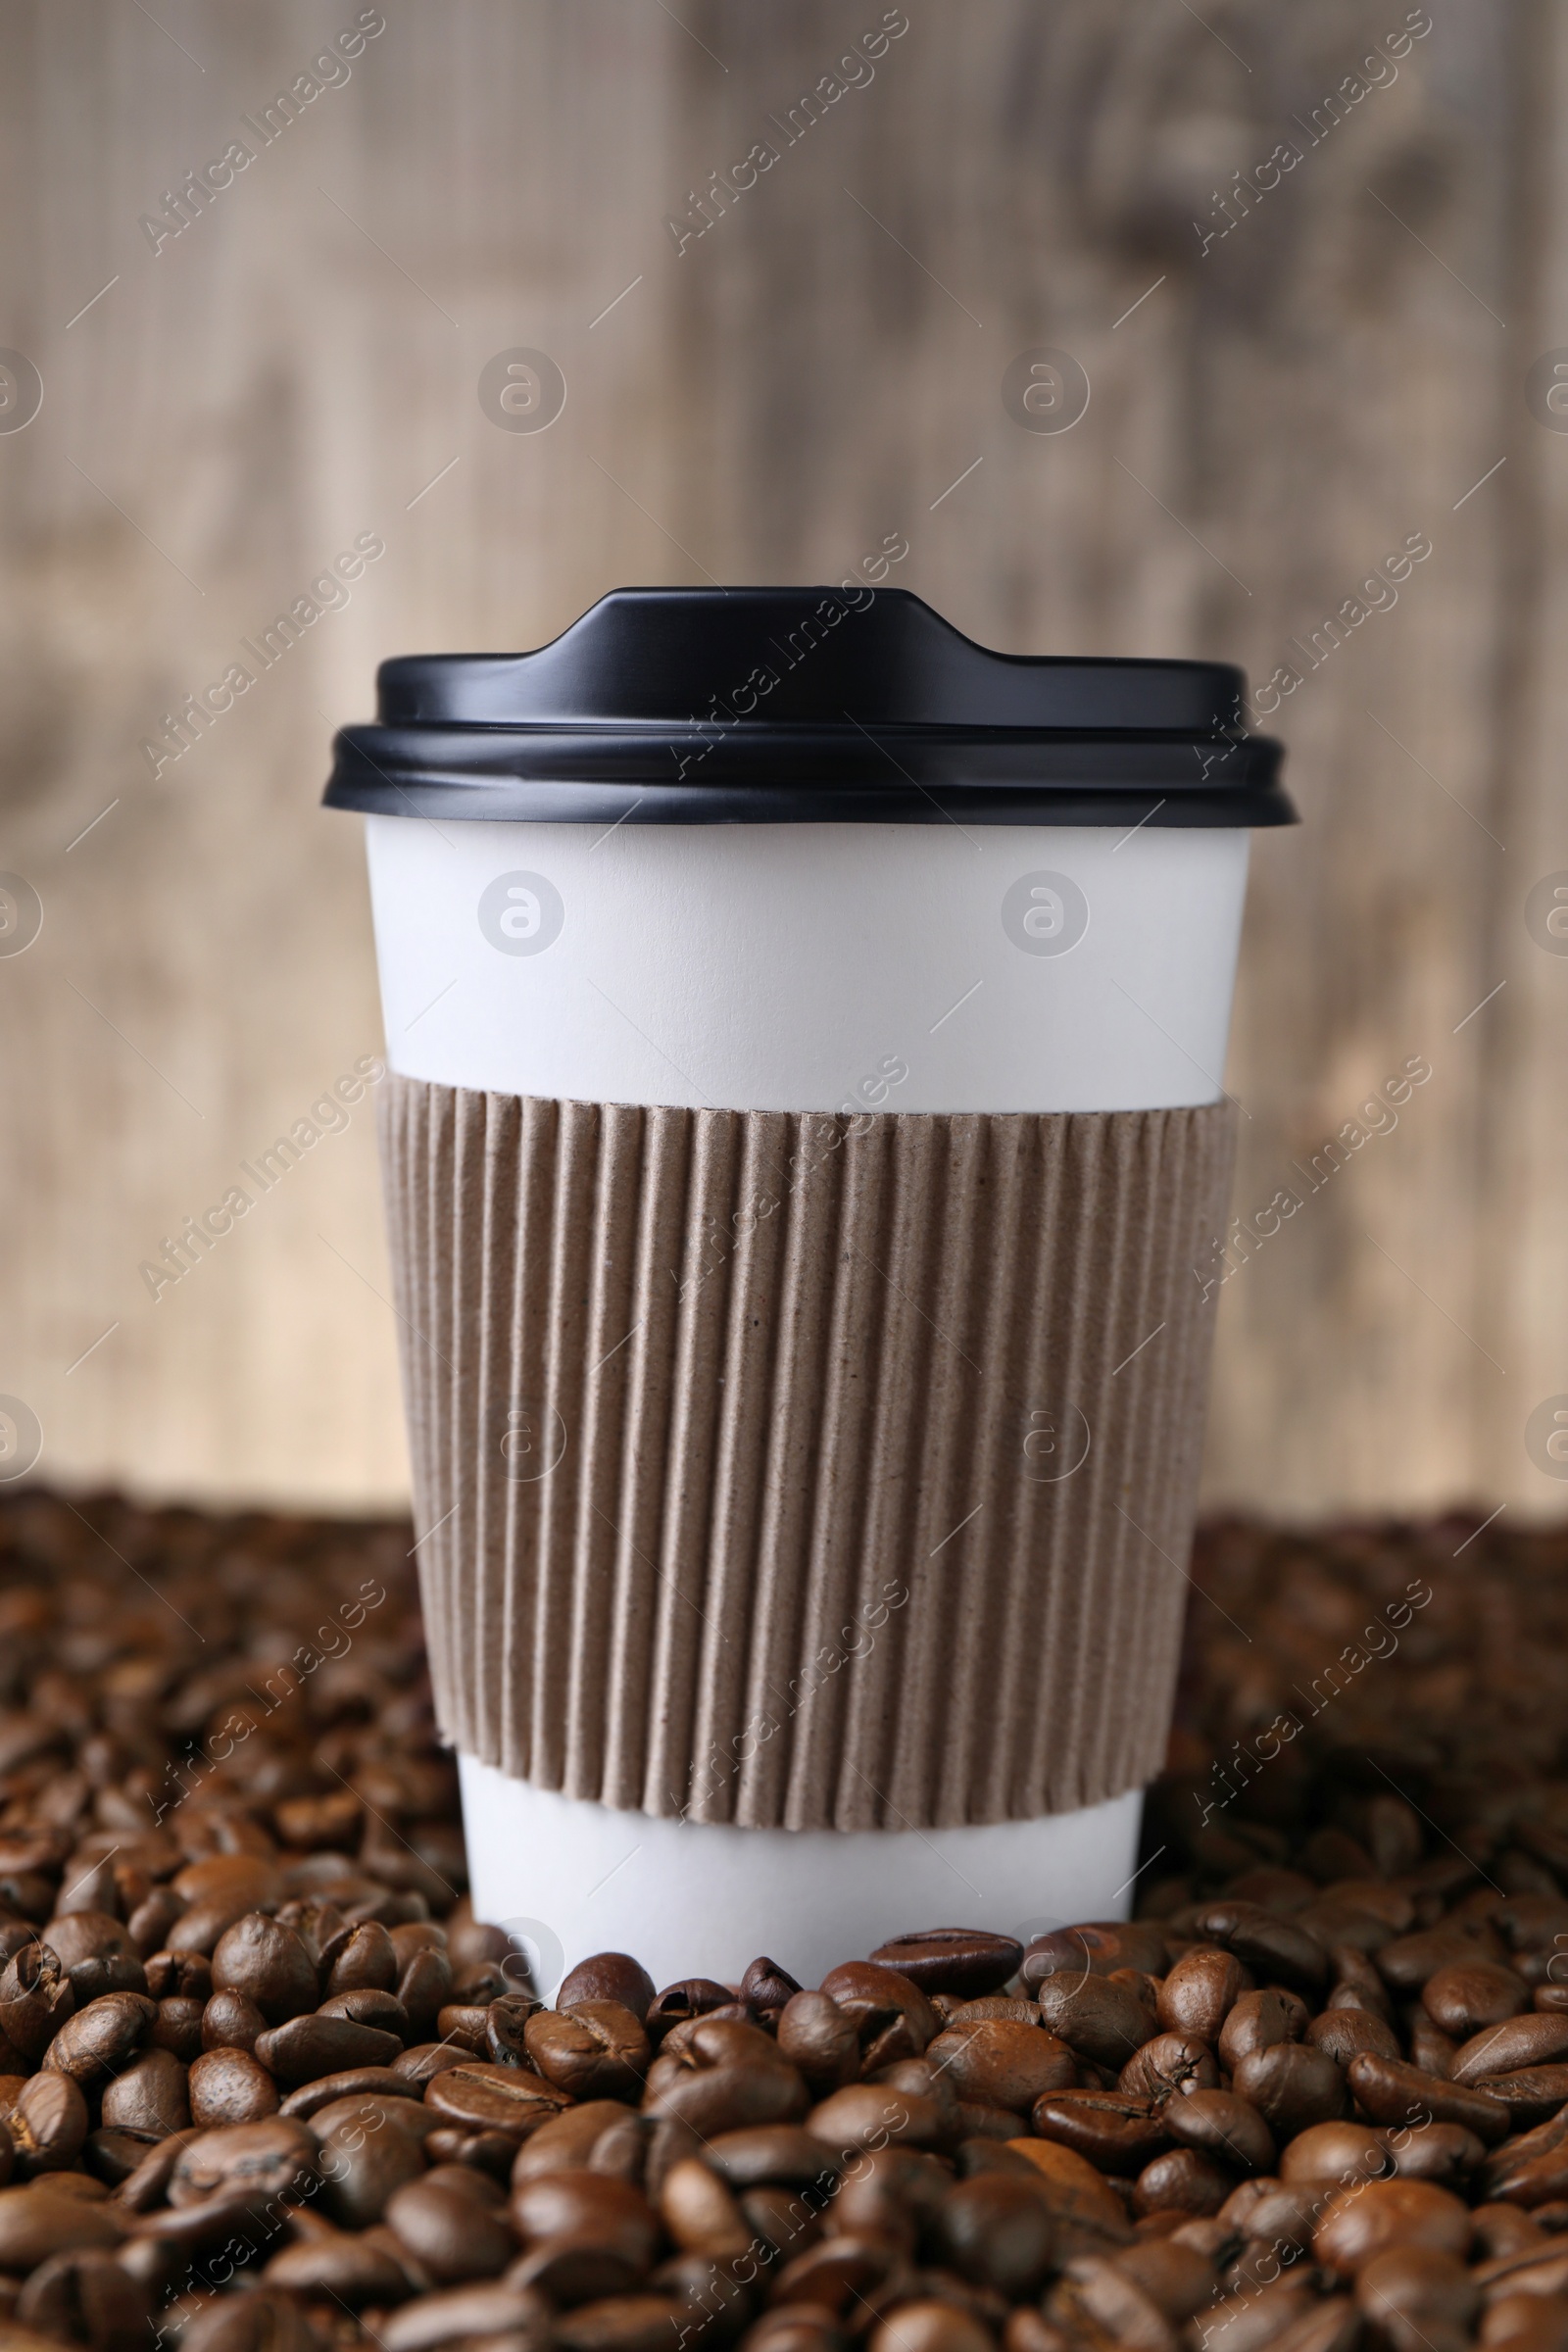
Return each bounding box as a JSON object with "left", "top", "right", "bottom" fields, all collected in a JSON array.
[{"left": 458, "top": 1752, "right": 1145, "bottom": 1994}]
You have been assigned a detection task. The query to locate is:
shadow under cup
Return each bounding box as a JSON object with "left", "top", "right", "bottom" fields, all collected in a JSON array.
[{"left": 324, "top": 586, "right": 1294, "bottom": 1989}]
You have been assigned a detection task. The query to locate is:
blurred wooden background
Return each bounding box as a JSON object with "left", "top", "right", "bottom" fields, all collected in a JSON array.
[{"left": 1, "top": 0, "right": 1565, "bottom": 1516}]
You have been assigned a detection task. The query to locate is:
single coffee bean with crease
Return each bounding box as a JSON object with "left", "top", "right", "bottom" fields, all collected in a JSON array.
[
  {"left": 1117, "top": 2031, "right": 1219, "bottom": 2103},
  {"left": 867, "top": 1932, "right": 1023, "bottom": 2001},
  {"left": 318, "top": 1985, "right": 410, "bottom": 2037},
  {"left": 40, "top": 1991, "right": 156, "bottom": 2086},
  {"left": 525, "top": 2001, "right": 649, "bottom": 2100},
  {"left": 320, "top": 1920, "right": 399, "bottom": 1995}
]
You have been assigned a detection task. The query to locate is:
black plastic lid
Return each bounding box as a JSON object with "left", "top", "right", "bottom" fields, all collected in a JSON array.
[{"left": 323, "top": 586, "right": 1293, "bottom": 827}]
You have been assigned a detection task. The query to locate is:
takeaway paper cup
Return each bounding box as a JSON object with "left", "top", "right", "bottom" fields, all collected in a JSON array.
[{"left": 324, "top": 586, "right": 1293, "bottom": 1989}]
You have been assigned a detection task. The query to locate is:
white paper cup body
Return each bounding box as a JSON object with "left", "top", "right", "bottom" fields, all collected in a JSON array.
[
  {"left": 367, "top": 816, "right": 1249, "bottom": 1114},
  {"left": 365, "top": 814, "right": 1250, "bottom": 1979}
]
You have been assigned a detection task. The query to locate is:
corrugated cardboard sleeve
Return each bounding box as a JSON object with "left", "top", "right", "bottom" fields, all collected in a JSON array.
[{"left": 380, "top": 1076, "right": 1236, "bottom": 1832}]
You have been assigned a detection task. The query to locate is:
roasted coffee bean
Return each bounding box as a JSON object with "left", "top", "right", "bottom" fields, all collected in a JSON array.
[
  {"left": 1304, "top": 2007, "right": 1402, "bottom": 2067},
  {"left": 656, "top": 2156, "right": 751, "bottom": 2256},
  {"left": 806, "top": 2082, "right": 944, "bottom": 2156},
  {"left": 82, "top": 2128, "right": 161, "bottom": 2188},
  {"left": 253, "top": 2012, "right": 402, "bottom": 2084},
  {"left": 320, "top": 1920, "right": 399, "bottom": 1994},
  {"left": 1280, "top": 2119, "right": 1395, "bottom": 2185},
  {"left": 1453, "top": 2014, "right": 1568, "bottom": 2084},
  {"left": 14, "top": 2245, "right": 150, "bottom": 2350},
  {"left": 484, "top": 1991, "right": 545, "bottom": 2067},
  {"left": 263, "top": 2226, "right": 412, "bottom": 2303},
  {"left": 643, "top": 1981, "right": 733, "bottom": 2046},
  {"left": 776, "top": 1992, "right": 859, "bottom": 2094},
  {"left": 318, "top": 1985, "right": 409, "bottom": 2036},
  {"left": 314, "top": 2098, "right": 430, "bottom": 2228},
  {"left": 168, "top": 2115, "right": 318, "bottom": 2208},
  {"left": 398, "top": 1948, "right": 453, "bottom": 2035},
  {"left": 200, "top": 1988, "right": 267, "bottom": 2056},
  {"left": 525, "top": 2002, "right": 648, "bottom": 2100},
  {"left": 511, "top": 2100, "right": 641, "bottom": 2182},
  {"left": 1313, "top": 2177, "right": 1471, "bottom": 2276},
  {"left": 1347, "top": 2051, "right": 1512, "bottom": 2143},
  {"left": 926, "top": 2020, "right": 1075, "bottom": 2114},
  {"left": 741, "top": 1958, "right": 802, "bottom": 2021},
  {"left": 278, "top": 2065, "right": 420, "bottom": 2120},
  {"left": 558, "top": 1955, "right": 658, "bottom": 2023},
  {"left": 1162, "top": 2088, "right": 1273, "bottom": 2175},
  {"left": 866, "top": 1932, "right": 1022, "bottom": 2001},
  {"left": 1231, "top": 2042, "right": 1346, "bottom": 2136},
  {"left": 868, "top": 2303, "right": 991, "bottom": 2352},
  {"left": 1408, "top": 2006, "right": 1460, "bottom": 2079},
  {"left": 424, "top": 2061, "right": 576, "bottom": 2137},
  {"left": 41, "top": 1991, "right": 156, "bottom": 2085},
  {"left": 99, "top": 2047, "right": 190, "bottom": 2138},
  {"left": 1035, "top": 1973, "right": 1155, "bottom": 2069},
  {"left": 436, "top": 2002, "right": 493, "bottom": 2053},
  {"left": 43, "top": 1913, "right": 147, "bottom": 2004},
  {"left": 816, "top": 1964, "right": 936, "bottom": 2066},
  {"left": 0, "top": 2185, "right": 124, "bottom": 2267},
  {"left": 1378, "top": 1927, "right": 1502, "bottom": 1994},
  {"left": 151, "top": 1995, "right": 206, "bottom": 2065},
  {"left": 1030, "top": 2089, "right": 1167, "bottom": 2175},
  {"left": 1132, "top": 2147, "right": 1235, "bottom": 2219},
  {"left": 1110, "top": 2233, "right": 1218, "bottom": 2321},
  {"left": 934, "top": 2173, "right": 1055, "bottom": 2298},
  {"left": 1423, "top": 1959, "right": 1531, "bottom": 2039},
  {"left": 511, "top": 2168, "right": 660, "bottom": 2270},
  {"left": 187, "top": 2048, "right": 280, "bottom": 2128},
  {"left": 1191, "top": 1902, "right": 1327, "bottom": 1992},
  {"left": 6, "top": 2068, "right": 89, "bottom": 2173},
  {"left": 0, "top": 1941, "right": 74, "bottom": 2058},
  {"left": 394, "top": 2041, "right": 469, "bottom": 2087},
  {"left": 1473, "top": 2066, "right": 1568, "bottom": 2127},
  {"left": 645, "top": 2020, "right": 807, "bottom": 2137},
  {"left": 386, "top": 2173, "right": 517, "bottom": 2280},
  {"left": 1156, "top": 1947, "right": 1244, "bottom": 2045},
  {"left": 1117, "top": 2031, "right": 1219, "bottom": 2102},
  {"left": 1392, "top": 2121, "right": 1487, "bottom": 2185},
  {"left": 210, "top": 1916, "right": 318, "bottom": 2025},
  {"left": 1216, "top": 1988, "right": 1302, "bottom": 2073}
]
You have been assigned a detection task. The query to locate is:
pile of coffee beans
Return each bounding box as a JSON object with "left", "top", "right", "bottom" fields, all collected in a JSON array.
[{"left": 0, "top": 1491, "right": 1566, "bottom": 2352}]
